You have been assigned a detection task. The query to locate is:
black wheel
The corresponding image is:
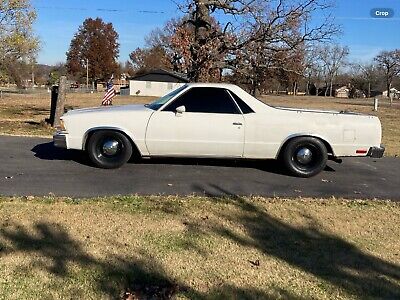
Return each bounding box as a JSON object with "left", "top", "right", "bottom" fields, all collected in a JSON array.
[
  {"left": 282, "top": 137, "right": 328, "bottom": 178},
  {"left": 87, "top": 130, "right": 133, "bottom": 169}
]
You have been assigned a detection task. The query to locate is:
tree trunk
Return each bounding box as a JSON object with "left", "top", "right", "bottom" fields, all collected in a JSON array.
[
  {"left": 53, "top": 76, "right": 67, "bottom": 128},
  {"left": 368, "top": 82, "right": 371, "bottom": 98},
  {"left": 387, "top": 81, "right": 391, "bottom": 99},
  {"left": 251, "top": 79, "right": 257, "bottom": 97},
  {"left": 306, "top": 78, "right": 310, "bottom": 95}
]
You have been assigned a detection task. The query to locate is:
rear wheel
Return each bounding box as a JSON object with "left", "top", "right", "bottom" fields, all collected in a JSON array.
[
  {"left": 87, "top": 130, "right": 133, "bottom": 169},
  {"left": 282, "top": 137, "right": 328, "bottom": 178}
]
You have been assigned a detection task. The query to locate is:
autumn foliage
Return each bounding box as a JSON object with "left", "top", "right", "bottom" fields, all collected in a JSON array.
[{"left": 66, "top": 18, "right": 119, "bottom": 84}]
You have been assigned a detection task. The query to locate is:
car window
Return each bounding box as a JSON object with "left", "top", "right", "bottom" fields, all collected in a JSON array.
[
  {"left": 163, "top": 87, "right": 240, "bottom": 114},
  {"left": 228, "top": 91, "right": 254, "bottom": 114},
  {"left": 145, "top": 85, "right": 188, "bottom": 110}
]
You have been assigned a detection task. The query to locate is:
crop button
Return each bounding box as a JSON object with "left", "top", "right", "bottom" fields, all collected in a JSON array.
[{"left": 370, "top": 8, "right": 394, "bottom": 18}]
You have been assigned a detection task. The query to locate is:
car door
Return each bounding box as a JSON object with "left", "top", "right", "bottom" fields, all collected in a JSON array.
[{"left": 145, "top": 87, "right": 245, "bottom": 157}]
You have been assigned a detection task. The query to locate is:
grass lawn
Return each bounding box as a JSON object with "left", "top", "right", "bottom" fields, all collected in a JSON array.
[
  {"left": 0, "top": 91, "right": 398, "bottom": 156},
  {"left": 0, "top": 92, "right": 155, "bottom": 137},
  {"left": 0, "top": 196, "right": 399, "bottom": 299}
]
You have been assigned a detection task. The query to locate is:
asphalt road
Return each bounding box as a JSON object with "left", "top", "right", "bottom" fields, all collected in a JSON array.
[{"left": 0, "top": 136, "right": 399, "bottom": 199}]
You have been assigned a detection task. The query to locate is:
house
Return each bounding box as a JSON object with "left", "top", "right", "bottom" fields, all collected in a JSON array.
[
  {"left": 383, "top": 88, "right": 400, "bottom": 99},
  {"left": 335, "top": 86, "right": 350, "bottom": 98},
  {"left": 312, "top": 84, "right": 347, "bottom": 97},
  {"left": 122, "top": 69, "right": 189, "bottom": 97}
]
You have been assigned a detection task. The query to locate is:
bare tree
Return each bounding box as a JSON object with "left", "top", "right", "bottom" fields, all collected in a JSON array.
[
  {"left": 317, "top": 45, "right": 349, "bottom": 97},
  {"left": 303, "top": 48, "right": 322, "bottom": 95},
  {"left": 350, "top": 63, "right": 380, "bottom": 98},
  {"left": 172, "top": 0, "right": 340, "bottom": 86},
  {"left": 374, "top": 49, "right": 400, "bottom": 104}
]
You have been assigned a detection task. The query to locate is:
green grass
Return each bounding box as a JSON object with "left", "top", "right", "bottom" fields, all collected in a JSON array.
[{"left": 0, "top": 196, "right": 399, "bottom": 299}]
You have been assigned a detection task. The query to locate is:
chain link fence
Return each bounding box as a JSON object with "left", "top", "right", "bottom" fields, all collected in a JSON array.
[{"left": 0, "top": 87, "right": 103, "bottom": 97}]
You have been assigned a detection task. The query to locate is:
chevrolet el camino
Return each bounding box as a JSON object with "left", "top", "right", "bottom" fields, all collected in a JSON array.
[{"left": 53, "top": 83, "right": 385, "bottom": 177}]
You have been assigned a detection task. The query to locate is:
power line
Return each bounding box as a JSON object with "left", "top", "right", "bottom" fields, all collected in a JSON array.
[{"left": 35, "top": 6, "right": 167, "bottom": 14}]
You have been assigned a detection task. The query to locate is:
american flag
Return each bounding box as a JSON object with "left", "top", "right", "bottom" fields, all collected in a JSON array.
[{"left": 102, "top": 76, "right": 116, "bottom": 106}]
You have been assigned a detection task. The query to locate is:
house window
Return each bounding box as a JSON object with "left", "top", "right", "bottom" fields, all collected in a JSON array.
[{"left": 146, "top": 81, "right": 152, "bottom": 89}]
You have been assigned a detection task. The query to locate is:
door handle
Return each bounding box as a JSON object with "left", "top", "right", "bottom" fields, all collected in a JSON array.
[{"left": 233, "top": 122, "right": 243, "bottom": 126}]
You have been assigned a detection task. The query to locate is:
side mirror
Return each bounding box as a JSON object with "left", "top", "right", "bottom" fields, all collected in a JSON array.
[{"left": 176, "top": 105, "right": 186, "bottom": 114}]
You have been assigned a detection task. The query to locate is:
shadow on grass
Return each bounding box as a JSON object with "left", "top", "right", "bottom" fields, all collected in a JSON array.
[
  {"left": 0, "top": 222, "right": 285, "bottom": 299},
  {"left": 0, "top": 221, "right": 183, "bottom": 299},
  {"left": 192, "top": 184, "right": 400, "bottom": 299},
  {"left": 2, "top": 193, "right": 398, "bottom": 298}
]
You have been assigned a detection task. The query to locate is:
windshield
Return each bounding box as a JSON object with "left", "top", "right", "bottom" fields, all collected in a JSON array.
[{"left": 145, "top": 85, "right": 188, "bottom": 110}]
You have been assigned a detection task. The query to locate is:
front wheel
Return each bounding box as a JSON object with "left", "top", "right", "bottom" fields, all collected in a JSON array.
[
  {"left": 87, "top": 130, "right": 133, "bottom": 169},
  {"left": 282, "top": 137, "right": 328, "bottom": 178}
]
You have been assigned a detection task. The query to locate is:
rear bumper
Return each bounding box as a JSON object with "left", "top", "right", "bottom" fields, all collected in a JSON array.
[
  {"left": 367, "top": 145, "right": 385, "bottom": 158},
  {"left": 53, "top": 131, "right": 67, "bottom": 148}
]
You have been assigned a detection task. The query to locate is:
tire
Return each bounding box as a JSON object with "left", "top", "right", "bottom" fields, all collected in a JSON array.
[
  {"left": 282, "top": 137, "right": 328, "bottom": 178},
  {"left": 87, "top": 130, "right": 133, "bottom": 169}
]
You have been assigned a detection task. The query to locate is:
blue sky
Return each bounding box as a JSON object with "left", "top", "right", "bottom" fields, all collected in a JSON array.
[{"left": 32, "top": 0, "right": 400, "bottom": 65}]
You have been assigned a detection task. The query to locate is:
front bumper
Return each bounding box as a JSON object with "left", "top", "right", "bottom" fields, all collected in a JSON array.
[
  {"left": 367, "top": 145, "right": 385, "bottom": 158},
  {"left": 53, "top": 131, "right": 67, "bottom": 148}
]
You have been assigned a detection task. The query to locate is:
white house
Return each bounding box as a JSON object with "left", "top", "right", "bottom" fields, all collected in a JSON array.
[
  {"left": 122, "top": 69, "right": 189, "bottom": 97},
  {"left": 335, "top": 86, "right": 350, "bottom": 98},
  {"left": 382, "top": 88, "right": 400, "bottom": 99}
]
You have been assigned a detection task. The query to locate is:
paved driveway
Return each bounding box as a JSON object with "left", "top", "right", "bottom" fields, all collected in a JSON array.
[{"left": 0, "top": 136, "right": 398, "bottom": 199}]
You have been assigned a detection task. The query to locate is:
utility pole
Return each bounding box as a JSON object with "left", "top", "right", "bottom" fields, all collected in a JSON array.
[
  {"left": 374, "top": 97, "right": 379, "bottom": 111},
  {"left": 86, "top": 58, "right": 89, "bottom": 91}
]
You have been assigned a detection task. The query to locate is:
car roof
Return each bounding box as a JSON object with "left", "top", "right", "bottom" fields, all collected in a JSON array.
[{"left": 185, "top": 82, "right": 237, "bottom": 89}]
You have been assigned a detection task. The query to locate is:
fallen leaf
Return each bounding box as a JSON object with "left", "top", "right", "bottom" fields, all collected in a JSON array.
[
  {"left": 249, "top": 259, "right": 260, "bottom": 267},
  {"left": 321, "top": 179, "right": 332, "bottom": 183}
]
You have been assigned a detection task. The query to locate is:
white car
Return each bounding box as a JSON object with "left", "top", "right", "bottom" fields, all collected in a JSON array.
[{"left": 53, "top": 83, "right": 384, "bottom": 177}]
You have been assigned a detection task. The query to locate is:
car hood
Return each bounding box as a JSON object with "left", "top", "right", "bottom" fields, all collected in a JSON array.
[{"left": 63, "top": 104, "right": 152, "bottom": 116}]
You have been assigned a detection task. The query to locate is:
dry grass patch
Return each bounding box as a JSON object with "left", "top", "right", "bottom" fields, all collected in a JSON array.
[
  {"left": 0, "top": 196, "right": 399, "bottom": 299},
  {"left": 0, "top": 120, "right": 54, "bottom": 136},
  {"left": 0, "top": 92, "right": 154, "bottom": 137}
]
